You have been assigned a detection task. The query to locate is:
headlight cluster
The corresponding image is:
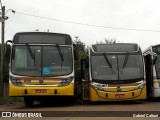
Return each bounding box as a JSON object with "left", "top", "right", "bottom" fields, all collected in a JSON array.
[
  {"left": 58, "top": 76, "right": 74, "bottom": 87},
  {"left": 10, "top": 76, "right": 24, "bottom": 86},
  {"left": 91, "top": 84, "right": 104, "bottom": 91},
  {"left": 134, "top": 82, "right": 145, "bottom": 90}
]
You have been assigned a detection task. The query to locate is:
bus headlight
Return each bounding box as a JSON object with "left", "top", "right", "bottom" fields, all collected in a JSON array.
[
  {"left": 134, "top": 83, "right": 145, "bottom": 90},
  {"left": 91, "top": 84, "right": 104, "bottom": 91},
  {"left": 10, "top": 76, "right": 24, "bottom": 86},
  {"left": 58, "top": 76, "right": 74, "bottom": 86},
  {"left": 98, "top": 86, "right": 104, "bottom": 91}
]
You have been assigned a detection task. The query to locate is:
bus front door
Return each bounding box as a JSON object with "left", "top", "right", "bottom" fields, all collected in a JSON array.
[{"left": 81, "top": 58, "right": 90, "bottom": 100}]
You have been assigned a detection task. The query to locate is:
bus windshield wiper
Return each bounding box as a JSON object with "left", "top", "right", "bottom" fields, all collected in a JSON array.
[
  {"left": 122, "top": 52, "right": 129, "bottom": 69},
  {"left": 56, "top": 44, "right": 64, "bottom": 62},
  {"left": 103, "top": 53, "right": 112, "bottom": 69},
  {"left": 26, "top": 43, "right": 35, "bottom": 60}
]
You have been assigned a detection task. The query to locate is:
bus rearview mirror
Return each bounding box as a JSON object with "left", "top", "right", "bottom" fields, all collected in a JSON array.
[
  {"left": 152, "top": 55, "right": 157, "bottom": 65},
  {"left": 85, "top": 57, "right": 89, "bottom": 69},
  {"left": 74, "top": 50, "right": 79, "bottom": 60},
  {"left": 4, "top": 40, "right": 12, "bottom": 63}
]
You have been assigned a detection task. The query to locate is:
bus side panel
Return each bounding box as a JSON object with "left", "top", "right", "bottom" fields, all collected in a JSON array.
[{"left": 9, "top": 83, "right": 24, "bottom": 96}]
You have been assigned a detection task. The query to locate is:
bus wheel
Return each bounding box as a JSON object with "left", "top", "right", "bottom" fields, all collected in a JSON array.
[{"left": 24, "top": 97, "right": 34, "bottom": 107}]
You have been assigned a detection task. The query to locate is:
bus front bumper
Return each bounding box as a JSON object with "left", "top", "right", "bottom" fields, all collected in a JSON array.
[
  {"left": 9, "top": 83, "right": 74, "bottom": 96},
  {"left": 90, "top": 85, "right": 146, "bottom": 101}
]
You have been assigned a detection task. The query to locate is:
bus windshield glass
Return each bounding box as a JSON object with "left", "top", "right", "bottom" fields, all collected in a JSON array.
[
  {"left": 11, "top": 45, "right": 73, "bottom": 77},
  {"left": 91, "top": 54, "right": 143, "bottom": 81}
]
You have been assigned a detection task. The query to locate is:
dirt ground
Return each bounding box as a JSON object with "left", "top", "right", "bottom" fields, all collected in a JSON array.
[
  {"left": 0, "top": 100, "right": 160, "bottom": 111},
  {"left": 0, "top": 99, "right": 160, "bottom": 120}
]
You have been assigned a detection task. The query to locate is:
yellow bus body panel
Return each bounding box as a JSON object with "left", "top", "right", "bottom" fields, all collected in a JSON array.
[
  {"left": 9, "top": 83, "right": 74, "bottom": 96},
  {"left": 90, "top": 85, "right": 146, "bottom": 101}
]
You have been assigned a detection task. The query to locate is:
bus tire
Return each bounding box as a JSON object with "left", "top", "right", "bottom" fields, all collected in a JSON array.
[{"left": 24, "top": 97, "right": 34, "bottom": 107}]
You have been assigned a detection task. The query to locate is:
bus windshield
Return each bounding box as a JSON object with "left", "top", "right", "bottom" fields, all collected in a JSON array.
[
  {"left": 91, "top": 54, "right": 143, "bottom": 82},
  {"left": 155, "top": 54, "right": 160, "bottom": 78},
  {"left": 11, "top": 45, "right": 73, "bottom": 77}
]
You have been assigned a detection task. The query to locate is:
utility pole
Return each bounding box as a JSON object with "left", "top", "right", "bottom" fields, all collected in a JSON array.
[{"left": 0, "top": 6, "right": 5, "bottom": 100}]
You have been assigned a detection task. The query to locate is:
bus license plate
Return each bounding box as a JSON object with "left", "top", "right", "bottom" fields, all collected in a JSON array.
[
  {"left": 115, "top": 94, "right": 125, "bottom": 99},
  {"left": 36, "top": 89, "right": 47, "bottom": 93}
]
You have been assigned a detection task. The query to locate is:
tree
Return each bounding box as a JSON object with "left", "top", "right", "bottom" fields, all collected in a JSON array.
[
  {"left": 73, "top": 37, "right": 88, "bottom": 76},
  {"left": 96, "top": 38, "right": 120, "bottom": 44},
  {"left": 73, "top": 38, "right": 88, "bottom": 59},
  {"left": 0, "top": 44, "right": 9, "bottom": 83},
  {"left": 73, "top": 38, "right": 88, "bottom": 98}
]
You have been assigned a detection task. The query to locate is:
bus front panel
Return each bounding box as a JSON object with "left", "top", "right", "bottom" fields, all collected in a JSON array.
[{"left": 89, "top": 82, "right": 146, "bottom": 101}]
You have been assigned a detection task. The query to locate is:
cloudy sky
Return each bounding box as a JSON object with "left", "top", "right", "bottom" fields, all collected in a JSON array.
[{"left": 1, "top": 0, "right": 160, "bottom": 50}]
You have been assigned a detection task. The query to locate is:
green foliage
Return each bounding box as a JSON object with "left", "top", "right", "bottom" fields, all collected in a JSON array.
[
  {"left": 73, "top": 39, "right": 88, "bottom": 82},
  {"left": 0, "top": 83, "right": 23, "bottom": 103},
  {"left": 73, "top": 39, "right": 88, "bottom": 70},
  {"left": 96, "top": 38, "right": 118, "bottom": 44},
  {"left": 74, "top": 40, "right": 85, "bottom": 51},
  {"left": 0, "top": 44, "right": 9, "bottom": 83},
  {"left": 2, "top": 96, "right": 23, "bottom": 104}
]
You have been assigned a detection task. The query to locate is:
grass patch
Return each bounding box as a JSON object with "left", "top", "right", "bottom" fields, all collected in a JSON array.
[
  {"left": 0, "top": 96, "right": 23, "bottom": 104},
  {"left": 0, "top": 83, "right": 23, "bottom": 104}
]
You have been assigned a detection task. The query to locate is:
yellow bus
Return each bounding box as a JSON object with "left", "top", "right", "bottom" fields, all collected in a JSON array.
[
  {"left": 143, "top": 44, "right": 160, "bottom": 98},
  {"left": 5, "top": 32, "right": 78, "bottom": 107},
  {"left": 80, "top": 43, "right": 146, "bottom": 101}
]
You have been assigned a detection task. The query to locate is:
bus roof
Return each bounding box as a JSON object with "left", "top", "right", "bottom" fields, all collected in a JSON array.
[
  {"left": 143, "top": 44, "right": 160, "bottom": 55},
  {"left": 153, "top": 44, "right": 160, "bottom": 48},
  {"left": 12, "top": 32, "right": 72, "bottom": 45},
  {"left": 91, "top": 43, "right": 139, "bottom": 53}
]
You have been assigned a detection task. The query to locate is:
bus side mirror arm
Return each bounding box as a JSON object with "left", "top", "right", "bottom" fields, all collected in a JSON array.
[
  {"left": 85, "top": 56, "right": 89, "bottom": 68},
  {"left": 152, "top": 55, "right": 157, "bottom": 65},
  {"left": 150, "top": 52, "right": 157, "bottom": 65},
  {"left": 81, "top": 59, "right": 85, "bottom": 79},
  {"left": 4, "top": 40, "right": 12, "bottom": 64},
  {"left": 73, "top": 44, "right": 79, "bottom": 60}
]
